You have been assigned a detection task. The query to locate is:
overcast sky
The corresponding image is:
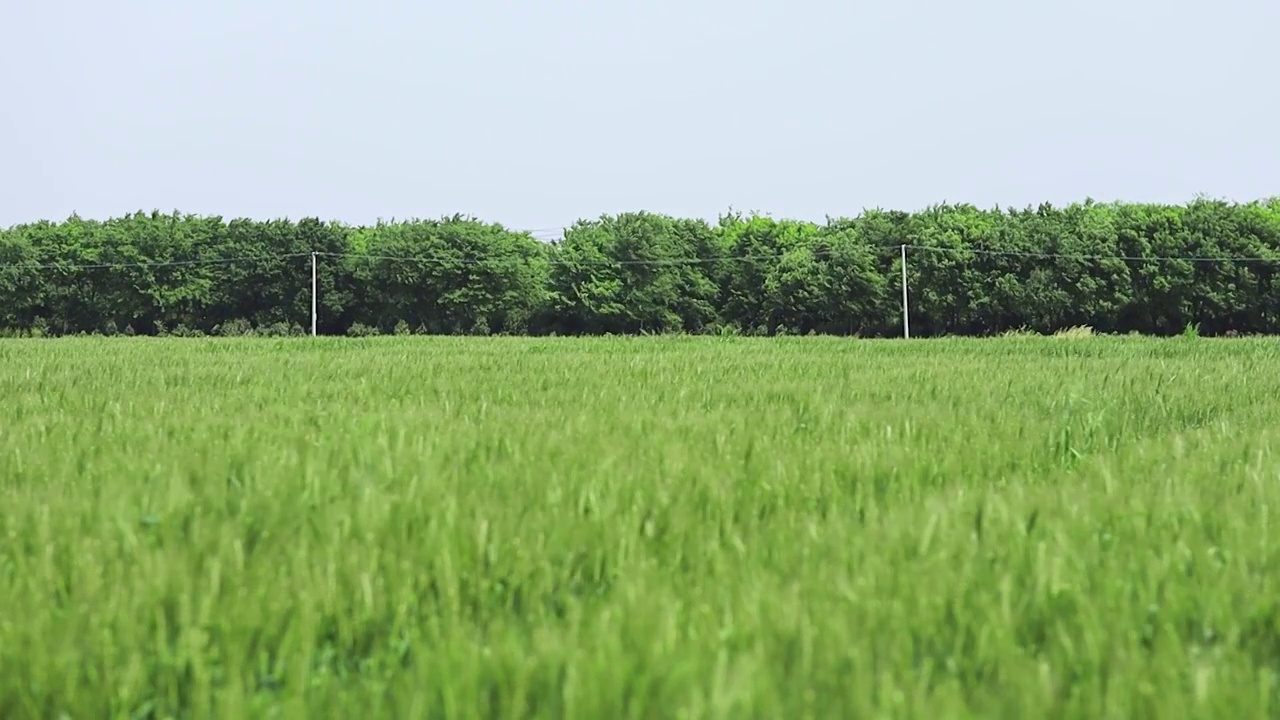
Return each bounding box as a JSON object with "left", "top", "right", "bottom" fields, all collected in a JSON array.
[{"left": 2, "top": 0, "right": 1276, "bottom": 238}]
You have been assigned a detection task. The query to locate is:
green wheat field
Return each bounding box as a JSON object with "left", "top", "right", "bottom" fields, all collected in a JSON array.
[{"left": 2, "top": 336, "right": 1279, "bottom": 719}]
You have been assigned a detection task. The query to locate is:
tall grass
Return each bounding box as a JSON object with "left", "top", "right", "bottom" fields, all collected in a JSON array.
[{"left": 1, "top": 336, "right": 1278, "bottom": 718}]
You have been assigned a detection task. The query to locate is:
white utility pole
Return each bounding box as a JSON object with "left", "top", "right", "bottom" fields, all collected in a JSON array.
[
  {"left": 900, "top": 244, "right": 910, "bottom": 339},
  {"left": 305, "top": 252, "right": 313, "bottom": 335}
]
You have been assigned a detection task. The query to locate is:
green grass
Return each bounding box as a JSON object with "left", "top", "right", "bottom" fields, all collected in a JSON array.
[{"left": 2, "top": 336, "right": 1279, "bottom": 719}]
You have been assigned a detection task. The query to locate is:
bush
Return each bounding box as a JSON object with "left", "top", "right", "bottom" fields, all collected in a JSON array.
[
  {"left": 214, "top": 318, "right": 253, "bottom": 337},
  {"left": 257, "top": 321, "right": 292, "bottom": 338},
  {"left": 170, "top": 324, "right": 205, "bottom": 338}
]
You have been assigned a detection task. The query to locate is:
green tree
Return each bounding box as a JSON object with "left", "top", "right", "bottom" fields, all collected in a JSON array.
[{"left": 547, "top": 212, "right": 720, "bottom": 334}]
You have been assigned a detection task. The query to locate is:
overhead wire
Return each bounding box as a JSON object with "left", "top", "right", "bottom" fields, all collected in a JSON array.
[{"left": 3, "top": 244, "right": 1280, "bottom": 272}]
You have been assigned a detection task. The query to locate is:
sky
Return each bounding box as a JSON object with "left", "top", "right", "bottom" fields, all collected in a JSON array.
[{"left": 2, "top": 0, "right": 1277, "bottom": 239}]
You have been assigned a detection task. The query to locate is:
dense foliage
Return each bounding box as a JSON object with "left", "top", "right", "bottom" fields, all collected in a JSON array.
[{"left": 2, "top": 198, "right": 1279, "bottom": 337}]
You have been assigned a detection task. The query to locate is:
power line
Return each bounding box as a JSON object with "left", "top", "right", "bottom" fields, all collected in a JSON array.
[
  {"left": 0, "top": 248, "right": 846, "bottom": 272},
  {"left": 4, "top": 244, "right": 1280, "bottom": 272},
  {"left": 0, "top": 253, "right": 313, "bottom": 272},
  {"left": 319, "top": 248, "right": 858, "bottom": 267},
  {"left": 902, "top": 244, "right": 1280, "bottom": 264},
  {"left": 325, "top": 246, "right": 1280, "bottom": 267}
]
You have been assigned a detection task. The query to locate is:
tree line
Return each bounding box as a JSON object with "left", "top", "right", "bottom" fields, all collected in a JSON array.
[{"left": 1, "top": 198, "right": 1278, "bottom": 338}]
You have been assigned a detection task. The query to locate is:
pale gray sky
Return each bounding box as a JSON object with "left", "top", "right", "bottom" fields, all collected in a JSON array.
[{"left": 2, "top": 0, "right": 1276, "bottom": 237}]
